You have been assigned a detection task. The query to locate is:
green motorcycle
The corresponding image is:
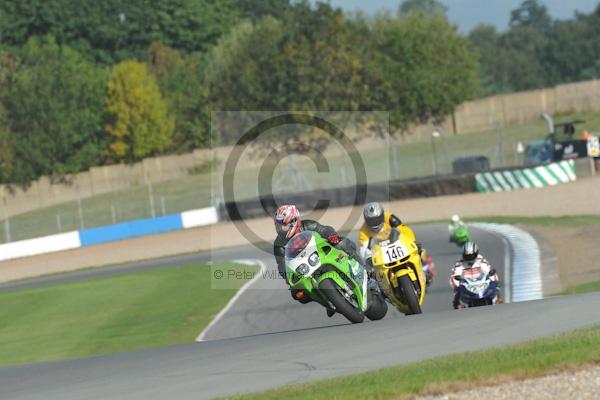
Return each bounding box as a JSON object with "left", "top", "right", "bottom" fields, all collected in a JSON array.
[
  {"left": 285, "top": 231, "right": 387, "bottom": 323},
  {"left": 450, "top": 224, "right": 471, "bottom": 247}
]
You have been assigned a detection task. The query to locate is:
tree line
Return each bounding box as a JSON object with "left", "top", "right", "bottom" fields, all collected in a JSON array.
[
  {"left": 0, "top": 0, "right": 598, "bottom": 186},
  {"left": 470, "top": 0, "right": 600, "bottom": 95}
]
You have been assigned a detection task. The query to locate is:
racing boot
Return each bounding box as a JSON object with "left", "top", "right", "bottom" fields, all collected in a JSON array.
[{"left": 290, "top": 288, "right": 312, "bottom": 304}]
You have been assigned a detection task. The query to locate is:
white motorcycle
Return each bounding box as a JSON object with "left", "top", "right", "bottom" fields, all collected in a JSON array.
[{"left": 454, "top": 263, "right": 500, "bottom": 308}]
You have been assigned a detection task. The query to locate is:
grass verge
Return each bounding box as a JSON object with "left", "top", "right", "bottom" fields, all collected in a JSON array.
[
  {"left": 0, "top": 262, "right": 258, "bottom": 367},
  {"left": 563, "top": 280, "right": 600, "bottom": 295},
  {"left": 467, "top": 215, "right": 600, "bottom": 226},
  {"left": 223, "top": 325, "right": 600, "bottom": 400}
]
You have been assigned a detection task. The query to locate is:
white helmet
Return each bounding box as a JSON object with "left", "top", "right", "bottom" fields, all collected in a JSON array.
[
  {"left": 462, "top": 241, "right": 479, "bottom": 261},
  {"left": 451, "top": 214, "right": 460, "bottom": 223}
]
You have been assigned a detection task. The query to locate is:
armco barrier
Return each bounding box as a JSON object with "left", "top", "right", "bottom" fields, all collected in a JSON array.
[
  {"left": 0, "top": 231, "right": 81, "bottom": 262},
  {"left": 218, "top": 174, "right": 477, "bottom": 221},
  {"left": 79, "top": 214, "right": 184, "bottom": 247},
  {"left": 475, "top": 160, "right": 576, "bottom": 192},
  {"left": 0, "top": 159, "right": 578, "bottom": 263},
  {"left": 0, "top": 207, "right": 218, "bottom": 263}
]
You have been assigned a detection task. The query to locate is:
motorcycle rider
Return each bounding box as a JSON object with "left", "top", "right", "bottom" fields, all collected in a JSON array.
[
  {"left": 448, "top": 214, "right": 466, "bottom": 233},
  {"left": 358, "top": 202, "right": 404, "bottom": 262},
  {"left": 449, "top": 242, "right": 500, "bottom": 309},
  {"left": 448, "top": 214, "right": 470, "bottom": 245},
  {"left": 420, "top": 246, "right": 436, "bottom": 287},
  {"left": 273, "top": 204, "right": 364, "bottom": 310},
  {"left": 359, "top": 202, "right": 427, "bottom": 266}
]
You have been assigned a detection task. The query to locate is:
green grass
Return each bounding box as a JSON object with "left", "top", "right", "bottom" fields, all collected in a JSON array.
[
  {"left": 468, "top": 215, "right": 600, "bottom": 297},
  {"left": 563, "top": 280, "right": 600, "bottom": 295},
  {"left": 465, "top": 214, "right": 600, "bottom": 226},
  {"left": 224, "top": 325, "right": 600, "bottom": 400},
  {"left": 2, "top": 110, "right": 600, "bottom": 243},
  {"left": 0, "top": 262, "right": 257, "bottom": 367}
]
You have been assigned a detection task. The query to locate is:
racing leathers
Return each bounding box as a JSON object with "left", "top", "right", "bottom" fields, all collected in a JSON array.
[
  {"left": 358, "top": 211, "right": 403, "bottom": 262},
  {"left": 420, "top": 247, "right": 436, "bottom": 286},
  {"left": 273, "top": 219, "right": 362, "bottom": 281},
  {"left": 449, "top": 254, "right": 499, "bottom": 309},
  {"left": 448, "top": 219, "right": 466, "bottom": 236}
]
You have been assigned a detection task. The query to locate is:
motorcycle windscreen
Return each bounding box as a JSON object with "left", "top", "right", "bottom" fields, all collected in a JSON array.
[
  {"left": 462, "top": 266, "right": 483, "bottom": 280},
  {"left": 371, "top": 228, "right": 394, "bottom": 247},
  {"left": 462, "top": 267, "right": 490, "bottom": 296},
  {"left": 285, "top": 231, "right": 312, "bottom": 259}
]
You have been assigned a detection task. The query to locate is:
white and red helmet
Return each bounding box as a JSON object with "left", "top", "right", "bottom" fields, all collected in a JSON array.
[{"left": 274, "top": 205, "right": 302, "bottom": 240}]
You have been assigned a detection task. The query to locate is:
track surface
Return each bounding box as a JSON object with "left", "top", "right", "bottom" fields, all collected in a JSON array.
[{"left": 3, "top": 224, "right": 600, "bottom": 400}]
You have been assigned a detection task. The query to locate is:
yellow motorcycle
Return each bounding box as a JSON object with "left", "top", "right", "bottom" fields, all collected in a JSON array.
[{"left": 370, "top": 226, "right": 426, "bottom": 315}]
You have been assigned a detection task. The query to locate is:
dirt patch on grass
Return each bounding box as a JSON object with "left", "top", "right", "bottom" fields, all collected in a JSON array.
[
  {"left": 524, "top": 224, "right": 600, "bottom": 288},
  {"left": 421, "top": 363, "right": 600, "bottom": 400}
]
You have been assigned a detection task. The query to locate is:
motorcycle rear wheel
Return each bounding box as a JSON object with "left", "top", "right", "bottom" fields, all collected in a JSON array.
[{"left": 364, "top": 290, "right": 388, "bottom": 321}]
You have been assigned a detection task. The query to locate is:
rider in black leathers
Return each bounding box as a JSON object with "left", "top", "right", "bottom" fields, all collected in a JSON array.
[{"left": 273, "top": 205, "right": 363, "bottom": 305}]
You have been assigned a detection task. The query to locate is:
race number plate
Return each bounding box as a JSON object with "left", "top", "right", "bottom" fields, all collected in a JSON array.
[{"left": 382, "top": 242, "right": 408, "bottom": 264}]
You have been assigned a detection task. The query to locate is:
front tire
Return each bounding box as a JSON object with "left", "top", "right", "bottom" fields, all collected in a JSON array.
[
  {"left": 398, "top": 275, "right": 422, "bottom": 315},
  {"left": 319, "top": 279, "right": 364, "bottom": 323}
]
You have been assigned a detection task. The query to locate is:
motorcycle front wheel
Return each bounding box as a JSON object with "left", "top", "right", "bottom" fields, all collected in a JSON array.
[
  {"left": 319, "top": 278, "right": 364, "bottom": 323},
  {"left": 398, "top": 275, "right": 422, "bottom": 315}
]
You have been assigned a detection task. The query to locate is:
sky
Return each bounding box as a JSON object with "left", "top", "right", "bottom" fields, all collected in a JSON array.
[{"left": 323, "top": 0, "right": 599, "bottom": 32}]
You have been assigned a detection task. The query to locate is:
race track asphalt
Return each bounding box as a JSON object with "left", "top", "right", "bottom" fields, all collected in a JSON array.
[{"left": 3, "top": 224, "right": 599, "bottom": 400}]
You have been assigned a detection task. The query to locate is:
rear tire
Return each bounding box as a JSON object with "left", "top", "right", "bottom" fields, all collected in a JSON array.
[
  {"left": 365, "top": 290, "right": 388, "bottom": 321},
  {"left": 319, "top": 278, "right": 364, "bottom": 323},
  {"left": 398, "top": 275, "right": 422, "bottom": 315}
]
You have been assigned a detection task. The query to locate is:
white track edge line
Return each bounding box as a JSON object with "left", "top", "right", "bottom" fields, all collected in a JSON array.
[
  {"left": 196, "top": 259, "right": 267, "bottom": 342},
  {"left": 501, "top": 235, "right": 512, "bottom": 304},
  {"left": 471, "top": 223, "right": 542, "bottom": 302}
]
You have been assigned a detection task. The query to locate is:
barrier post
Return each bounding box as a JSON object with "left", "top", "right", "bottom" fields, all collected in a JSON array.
[
  {"left": 111, "top": 204, "right": 117, "bottom": 224},
  {"left": 77, "top": 198, "right": 85, "bottom": 229},
  {"left": 495, "top": 122, "right": 505, "bottom": 167},
  {"left": 148, "top": 183, "right": 156, "bottom": 218},
  {"left": 4, "top": 218, "right": 10, "bottom": 243}
]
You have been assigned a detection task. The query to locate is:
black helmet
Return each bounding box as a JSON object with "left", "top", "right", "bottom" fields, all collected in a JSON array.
[
  {"left": 462, "top": 241, "right": 478, "bottom": 261},
  {"left": 363, "top": 202, "right": 384, "bottom": 232}
]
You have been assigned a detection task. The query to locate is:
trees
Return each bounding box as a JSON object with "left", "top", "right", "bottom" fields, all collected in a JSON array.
[
  {"left": 207, "top": 17, "right": 286, "bottom": 113},
  {"left": 0, "top": 106, "right": 12, "bottom": 183},
  {"left": 208, "top": 6, "right": 480, "bottom": 136},
  {"left": 234, "top": 0, "right": 292, "bottom": 22},
  {"left": 0, "top": 36, "right": 106, "bottom": 185},
  {"left": 398, "top": 0, "right": 447, "bottom": 17},
  {"left": 0, "top": 54, "right": 13, "bottom": 183},
  {"left": 148, "top": 43, "right": 210, "bottom": 151},
  {"left": 368, "top": 14, "right": 479, "bottom": 128},
  {"left": 509, "top": 0, "right": 552, "bottom": 32},
  {"left": 470, "top": 1, "right": 600, "bottom": 94},
  {"left": 105, "top": 61, "right": 174, "bottom": 161},
  {"left": 4, "top": 0, "right": 600, "bottom": 185},
  {"left": 545, "top": 8, "right": 600, "bottom": 83},
  {"left": 0, "top": 0, "right": 240, "bottom": 64}
]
